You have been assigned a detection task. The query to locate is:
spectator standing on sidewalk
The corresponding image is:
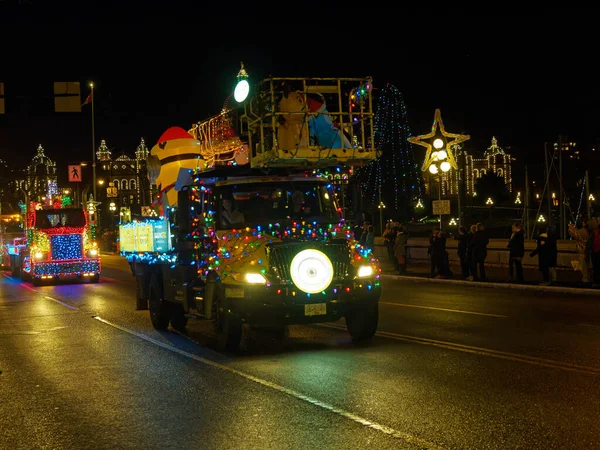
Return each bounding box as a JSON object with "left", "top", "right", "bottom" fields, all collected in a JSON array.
[
  {"left": 470, "top": 223, "right": 489, "bottom": 281},
  {"left": 568, "top": 219, "right": 591, "bottom": 286},
  {"left": 507, "top": 222, "right": 525, "bottom": 283},
  {"left": 394, "top": 224, "right": 408, "bottom": 274},
  {"left": 455, "top": 226, "right": 470, "bottom": 279},
  {"left": 546, "top": 225, "right": 559, "bottom": 284},
  {"left": 530, "top": 227, "right": 556, "bottom": 286},
  {"left": 358, "top": 221, "right": 369, "bottom": 246},
  {"left": 383, "top": 223, "right": 397, "bottom": 264},
  {"left": 588, "top": 217, "right": 600, "bottom": 287},
  {"left": 364, "top": 225, "right": 375, "bottom": 252},
  {"left": 466, "top": 224, "right": 477, "bottom": 280}
]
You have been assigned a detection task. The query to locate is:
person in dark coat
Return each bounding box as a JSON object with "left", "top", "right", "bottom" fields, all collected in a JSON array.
[
  {"left": 545, "top": 225, "right": 558, "bottom": 284},
  {"left": 530, "top": 226, "right": 557, "bottom": 285},
  {"left": 455, "top": 226, "right": 470, "bottom": 279},
  {"left": 507, "top": 222, "right": 525, "bottom": 283},
  {"left": 470, "top": 222, "right": 489, "bottom": 281}
]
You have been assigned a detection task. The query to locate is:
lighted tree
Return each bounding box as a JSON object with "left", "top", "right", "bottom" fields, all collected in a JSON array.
[{"left": 356, "top": 84, "right": 423, "bottom": 219}]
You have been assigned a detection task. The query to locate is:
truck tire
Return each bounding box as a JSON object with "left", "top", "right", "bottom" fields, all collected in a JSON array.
[
  {"left": 135, "top": 275, "right": 148, "bottom": 310},
  {"left": 212, "top": 283, "right": 242, "bottom": 351},
  {"left": 346, "top": 304, "right": 379, "bottom": 342},
  {"left": 149, "top": 274, "right": 170, "bottom": 331},
  {"left": 170, "top": 304, "right": 188, "bottom": 333},
  {"left": 19, "top": 255, "right": 30, "bottom": 281},
  {"left": 10, "top": 255, "right": 18, "bottom": 277},
  {"left": 90, "top": 274, "right": 100, "bottom": 283}
]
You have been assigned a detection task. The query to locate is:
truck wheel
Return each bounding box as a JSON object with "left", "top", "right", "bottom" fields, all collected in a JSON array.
[
  {"left": 170, "top": 304, "right": 188, "bottom": 333},
  {"left": 90, "top": 274, "right": 100, "bottom": 283},
  {"left": 19, "top": 259, "right": 30, "bottom": 281},
  {"left": 10, "top": 256, "right": 18, "bottom": 277},
  {"left": 149, "top": 274, "right": 170, "bottom": 331},
  {"left": 212, "top": 284, "right": 242, "bottom": 351},
  {"left": 346, "top": 304, "right": 379, "bottom": 342}
]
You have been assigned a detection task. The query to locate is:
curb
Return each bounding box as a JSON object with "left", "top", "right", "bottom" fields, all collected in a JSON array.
[{"left": 379, "top": 274, "right": 600, "bottom": 296}]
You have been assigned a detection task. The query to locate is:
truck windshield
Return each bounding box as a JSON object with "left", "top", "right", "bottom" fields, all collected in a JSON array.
[
  {"left": 216, "top": 181, "right": 341, "bottom": 230},
  {"left": 35, "top": 209, "right": 86, "bottom": 229}
]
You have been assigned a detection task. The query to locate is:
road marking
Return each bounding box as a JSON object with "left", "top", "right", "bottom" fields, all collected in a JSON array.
[
  {"left": 92, "top": 316, "right": 445, "bottom": 450},
  {"left": 380, "top": 302, "right": 508, "bottom": 318},
  {"left": 19, "top": 283, "right": 36, "bottom": 292},
  {"left": 320, "top": 324, "right": 600, "bottom": 376},
  {"left": 45, "top": 296, "right": 78, "bottom": 311},
  {"left": 2, "top": 273, "right": 12, "bottom": 279}
]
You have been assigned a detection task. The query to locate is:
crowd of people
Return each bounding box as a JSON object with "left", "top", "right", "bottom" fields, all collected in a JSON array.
[{"left": 370, "top": 216, "right": 600, "bottom": 288}]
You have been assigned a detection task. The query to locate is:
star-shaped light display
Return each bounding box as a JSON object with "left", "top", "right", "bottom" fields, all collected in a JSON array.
[{"left": 408, "top": 109, "right": 470, "bottom": 172}]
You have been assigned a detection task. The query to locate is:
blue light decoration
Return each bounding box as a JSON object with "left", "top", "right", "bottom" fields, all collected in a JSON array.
[
  {"left": 51, "top": 234, "right": 83, "bottom": 260},
  {"left": 354, "top": 84, "right": 423, "bottom": 218}
]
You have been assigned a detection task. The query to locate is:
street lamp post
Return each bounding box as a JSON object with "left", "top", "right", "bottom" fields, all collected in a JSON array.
[
  {"left": 427, "top": 140, "right": 452, "bottom": 228},
  {"left": 378, "top": 201, "right": 386, "bottom": 235}
]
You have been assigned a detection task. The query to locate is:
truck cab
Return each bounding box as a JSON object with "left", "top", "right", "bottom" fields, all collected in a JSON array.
[{"left": 10, "top": 207, "right": 101, "bottom": 285}]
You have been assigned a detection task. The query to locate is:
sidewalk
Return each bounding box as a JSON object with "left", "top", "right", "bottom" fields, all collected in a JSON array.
[{"left": 379, "top": 258, "right": 600, "bottom": 295}]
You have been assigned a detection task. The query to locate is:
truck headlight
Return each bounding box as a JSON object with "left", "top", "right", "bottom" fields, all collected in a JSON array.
[
  {"left": 290, "top": 249, "right": 333, "bottom": 294},
  {"left": 357, "top": 265, "right": 374, "bottom": 278},
  {"left": 34, "top": 251, "right": 48, "bottom": 261},
  {"left": 245, "top": 273, "right": 267, "bottom": 284},
  {"left": 87, "top": 249, "right": 99, "bottom": 257}
]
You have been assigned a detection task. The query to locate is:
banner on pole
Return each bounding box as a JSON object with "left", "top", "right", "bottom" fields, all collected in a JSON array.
[{"left": 68, "top": 165, "right": 82, "bottom": 182}]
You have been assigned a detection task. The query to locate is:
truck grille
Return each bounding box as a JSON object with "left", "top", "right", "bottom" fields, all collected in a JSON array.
[
  {"left": 266, "top": 240, "right": 350, "bottom": 282},
  {"left": 51, "top": 234, "right": 83, "bottom": 260}
]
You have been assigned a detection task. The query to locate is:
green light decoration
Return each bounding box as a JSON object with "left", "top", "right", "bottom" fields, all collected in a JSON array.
[
  {"left": 61, "top": 196, "right": 72, "bottom": 207},
  {"left": 354, "top": 84, "right": 423, "bottom": 217}
]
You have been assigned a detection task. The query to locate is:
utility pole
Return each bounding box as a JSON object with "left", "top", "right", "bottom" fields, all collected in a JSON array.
[
  {"left": 524, "top": 165, "right": 529, "bottom": 239},
  {"left": 544, "top": 142, "right": 552, "bottom": 228},
  {"left": 586, "top": 170, "right": 591, "bottom": 220},
  {"left": 558, "top": 136, "right": 565, "bottom": 238}
]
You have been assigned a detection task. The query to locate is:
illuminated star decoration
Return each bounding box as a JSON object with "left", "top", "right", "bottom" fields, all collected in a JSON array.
[{"left": 408, "top": 109, "right": 470, "bottom": 172}]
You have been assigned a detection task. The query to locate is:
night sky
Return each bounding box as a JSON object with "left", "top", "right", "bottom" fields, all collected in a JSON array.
[{"left": 2, "top": 6, "right": 599, "bottom": 185}]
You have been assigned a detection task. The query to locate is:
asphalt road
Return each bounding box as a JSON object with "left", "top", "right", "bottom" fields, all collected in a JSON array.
[{"left": 1, "top": 254, "right": 599, "bottom": 450}]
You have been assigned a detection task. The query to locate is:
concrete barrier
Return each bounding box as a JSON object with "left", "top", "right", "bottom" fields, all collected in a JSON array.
[{"left": 373, "top": 236, "right": 579, "bottom": 269}]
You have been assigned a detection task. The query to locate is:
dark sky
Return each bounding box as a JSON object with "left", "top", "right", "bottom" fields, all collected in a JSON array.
[{"left": 1, "top": 5, "right": 599, "bottom": 183}]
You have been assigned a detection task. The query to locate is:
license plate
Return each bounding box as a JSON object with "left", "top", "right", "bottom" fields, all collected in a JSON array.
[{"left": 304, "top": 303, "right": 326, "bottom": 316}]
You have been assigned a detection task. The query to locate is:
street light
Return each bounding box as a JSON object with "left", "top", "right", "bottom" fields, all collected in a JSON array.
[{"left": 234, "top": 62, "right": 250, "bottom": 103}]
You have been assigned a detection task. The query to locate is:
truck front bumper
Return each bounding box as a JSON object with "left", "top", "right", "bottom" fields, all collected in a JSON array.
[
  {"left": 31, "top": 258, "right": 101, "bottom": 279},
  {"left": 224, "top": 279, "right": 381, "bottom": 327}
]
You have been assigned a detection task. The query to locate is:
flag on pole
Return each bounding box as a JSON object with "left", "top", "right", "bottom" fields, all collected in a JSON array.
[{"left": 82, "top": 91, "right": 93, "bottom": 107}]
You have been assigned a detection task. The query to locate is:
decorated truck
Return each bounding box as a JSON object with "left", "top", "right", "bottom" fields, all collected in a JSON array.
[
  {"left": 7, "top": 202, "right": 101, "bottom": 285},
  {"left": 121, "top": 75, "right": 381, "bottom": 350}
]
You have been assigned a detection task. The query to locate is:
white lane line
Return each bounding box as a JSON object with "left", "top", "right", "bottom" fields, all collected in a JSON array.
[
  {"left": 379, "top": 302, "right": 508, "bottom": 318},
  {"left": 45, "top": 296, "right": 78, "bottom": 311},
  {"left": 579, "top": 323, "right": 600, "bottom": 328},
  {"left": 92, "top": 316, "right": 445, "bottom": 450},
  {"left": 2, "top": 273, "right": 12, "bottom": 279},
  {"left": 319, "top": 324, "right": 600, "bottom": 376}
]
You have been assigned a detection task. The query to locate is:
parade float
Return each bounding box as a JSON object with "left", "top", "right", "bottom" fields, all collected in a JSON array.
[
  {"left": 6, "top": 196, "right": 101, "bottom": 285},
  {"left": 120, "top": 73, "right": 381, "bottom": 350}
]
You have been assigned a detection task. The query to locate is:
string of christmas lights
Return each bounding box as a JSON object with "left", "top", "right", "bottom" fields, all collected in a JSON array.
[{"left": 355, "top": 84, "right": 423, "bottom": 218}]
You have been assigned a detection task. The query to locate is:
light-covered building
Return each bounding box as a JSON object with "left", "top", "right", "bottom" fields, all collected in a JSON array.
[{"left": 433, "top": 136, "right": 513, "bottom": 197}]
